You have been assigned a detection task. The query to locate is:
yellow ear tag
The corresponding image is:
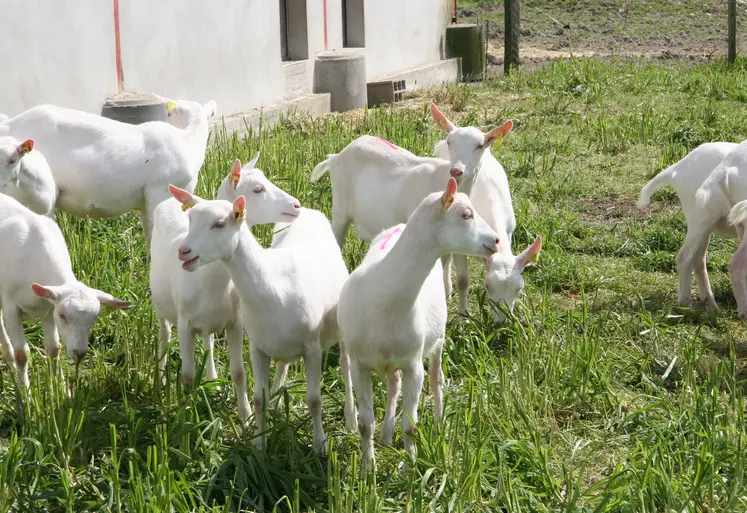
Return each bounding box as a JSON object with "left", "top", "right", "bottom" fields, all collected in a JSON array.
[
  {"left": 229, "top": 173, "right": 240, "bottom": 188},
  {"left": 166, "top": 101, "right": 177, "bottom": 111},
  {"left": 21, "top": 142, "right": 33, "bottom": 153},
  {"left": 528, "top": 252, "right": 539, "bottom": 264},
  {"left": 493, "top": 135, "right": 503, "bottom": 148},
  {"left": 181, "top": 200, "right": 195, "bottom": 212},
  {"left": 235, "top": 209, "right": 245, "bottom": 221},
  {"left": 441, "top": 194, "right": 454, "bottom": 207},
  {"left": 437, "top": 118, "right": 450, "bottom": 133}
]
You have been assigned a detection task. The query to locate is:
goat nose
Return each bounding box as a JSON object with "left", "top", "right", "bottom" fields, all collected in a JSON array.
[
  {"left": 292, "top": 200, "right": 301, "bottom": 209},
  {"left": 72, "top": 349, "right": 86, "bottom": 362},
  {"left": 494, "top": 320, "right": 503, "bottom": 328},
  {"left": 495, "top": 237, "right": 500, "bottom": 247},
  {"left": 450, "top": 168, "right": 464, "bottom": 177},
  {"left": 178, "top": 247, "right": 191, "bottom": 256}
]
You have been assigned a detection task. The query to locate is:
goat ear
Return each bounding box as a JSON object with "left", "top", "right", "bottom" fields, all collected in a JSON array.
[
  {"left": 441, "top": 177, "right": 458, "bottom": 209},
  {"left": 152, "top": 92, "right": 171, "bottom": 105},
  {"left": 517, "top": 235, "right": 542, "bottom": 270},
  {"left": 168, "top": 184, "right": 201, "bottom": 211},
  {"left": 246, "top": 151, "right": 260, "bottom": 171},
  {"left": 233, "top": 195, "right": 246, "bottom": 221},
  {"left": 485, "top": 120, "right": 513, "bottom": 147},
  {"left": 18, "top": 139, "right": 33, "bottom": 154},
  {"left": 94, "top": 289, "right": 131, "bottom": 311},
  {"left": 32, "top": 283, "right": 59, "bottom": 302},
  {"left": 430, "top": 103, "right": 455, "bottom": 134},
  {"left": 229, "top": 159, "right": 242, "bottom": 189},
  {"left": 203, "top": 100, "right": 217, "bottom": 117}
]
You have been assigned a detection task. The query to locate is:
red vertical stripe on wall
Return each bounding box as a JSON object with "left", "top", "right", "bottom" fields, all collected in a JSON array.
[
  {"left": 323, "top": 0, "right": 328, "bottom": 50},
  {"left": 113, "top": 0, "right": 124, "bottom": 92}
]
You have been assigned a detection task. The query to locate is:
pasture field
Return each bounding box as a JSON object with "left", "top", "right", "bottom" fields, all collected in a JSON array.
[
  {"left": 458, "top": 0, "right": 747, "bottom": 70},
  {"left": 2, "top": 56, "right": 747, "bottom": 512}
]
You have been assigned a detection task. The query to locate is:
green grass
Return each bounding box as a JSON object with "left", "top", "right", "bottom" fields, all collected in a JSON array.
[{"left": 2, "top": 55, "right": 747, "bottom": 511}]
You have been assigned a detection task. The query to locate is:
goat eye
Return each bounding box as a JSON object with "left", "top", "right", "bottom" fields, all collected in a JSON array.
[
  {"left": 58, "top": 313, "right": 67, "bottom": 322},
  {"left": 212, "top": 221, "right": 226, "bottom": 229},
  {"left": 476, "top": 144, "right": 484, "bottom": 150},
  {"left": 8, "top": 158, "right": 17, "bottom": 165},
  {"left": 462, "top": 210, "right": 473, "bottom": 220},
  {"left": 253, "top": 186, "right": 264, "bottom": 194}
]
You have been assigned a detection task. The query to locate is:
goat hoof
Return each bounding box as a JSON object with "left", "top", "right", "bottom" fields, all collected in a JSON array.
[
  {"left": 345, "top": 409, "right": 358, "bottom": 430},
  {"left": 314, "top": 436, "right": 328, "bottom": 455}
]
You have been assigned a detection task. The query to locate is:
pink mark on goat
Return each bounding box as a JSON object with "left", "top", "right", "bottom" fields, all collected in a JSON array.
[
  {"left": 379, "top": 226, "right": 403, "bottom": 250},
  {"left": 376, "top": 136, "right": 399, "bottom": 150}
]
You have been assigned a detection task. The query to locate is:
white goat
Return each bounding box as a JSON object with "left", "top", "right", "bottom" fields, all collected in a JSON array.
[
  {"left": 690, "top": 140, "right": 747, "bottom": 317},
  {"left": 168, "top": 185, "right": 353, "bottom": 454},
  {"left": 0, "top": 95, "right": 216, "bottom": 246},
  {"left": 338, "top": 177, "right": 501, "bottom": 472},
  {"left": 0, "top": 137, "right": 56, "bottom": 216},
  {"left": 637, "top": 142, "right": 738, "bottom": 309},
  {"left": 309, "top": 103, "right": 512, "bottom": 249},
  {"left": 151, "top": 153, "right": 301, "bottom": 420},
  {"left": 432, "top": 117, "right": 540, "bottom": 323},
  {"left": 0, "top": 194, "right": 130, "bottom": 387}
]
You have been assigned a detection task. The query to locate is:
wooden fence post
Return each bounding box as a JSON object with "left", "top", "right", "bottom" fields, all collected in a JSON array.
[
  {"left": 504, "top": 0, "right": 520, "bottom": 74},
  {"left": 728, "top": 0, "right": 737, "bottom": 64}
]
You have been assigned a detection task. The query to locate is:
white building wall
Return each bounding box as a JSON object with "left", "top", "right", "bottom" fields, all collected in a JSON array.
[
  {"left": 119, "top": 0, "right": 286, "bottom": 116},
  {"left": 0, "top": 0, "right": 117, "bottom": 117},
  {"left": 362, "top": 0, "right": 451, "bottom": 79},
  {"left": 0, "top": 0, "right": 451, "bottom": 117}
]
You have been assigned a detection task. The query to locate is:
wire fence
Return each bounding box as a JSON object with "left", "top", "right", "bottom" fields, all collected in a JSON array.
[{"left": 456, "top": 0, "right": 746, "bottom": 75}]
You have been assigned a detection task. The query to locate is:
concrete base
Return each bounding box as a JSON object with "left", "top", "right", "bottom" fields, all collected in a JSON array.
[
  {"left": 368, "top": 58, "right": 461, "bottom": 92},
  {"left": 313, "top": 49, "right": 367, "bottom": 112},
  {"left": 101, "top": 92, "right": 167, "bottom": 125},
  {"left": 209, "top": 93, "right": 331, "bottom": 139}
]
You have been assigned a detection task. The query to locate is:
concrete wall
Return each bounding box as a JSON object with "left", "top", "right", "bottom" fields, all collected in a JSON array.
[
  {"left": 0, "top": 0, "right": 450, "bottom": 118},
  {"left": 361, "top": 0, "right": 451, "bottom": 79},
  {"left": 0, "top": 0, "right": 117, "bottom": 116},
  {"left": 118, "top": 1, "right": 286, "bottom": 116}
]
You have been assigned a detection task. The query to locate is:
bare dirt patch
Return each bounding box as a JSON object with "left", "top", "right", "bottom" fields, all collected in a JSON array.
[{"left": 577, "top": 195, "right": 677, "bottom": 222}]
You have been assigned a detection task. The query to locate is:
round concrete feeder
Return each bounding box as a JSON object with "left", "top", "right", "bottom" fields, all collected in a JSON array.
[
  {"left": 445, "top": 24, "right": 486, "bottom": 82},
  {"left": 101, "top": 93, "right": 168, "bottom": 124},
  {"left": 313, "top": 49, "right": 367, "bottom": 112}
]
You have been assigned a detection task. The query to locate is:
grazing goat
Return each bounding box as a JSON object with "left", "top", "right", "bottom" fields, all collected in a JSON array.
[
  {"left": 168, "top": 185, "right": 353, "bottom": 453},
  {"left": 0, "top": 137, "right": 56, "bottom": 216},
  {"left": 0, "top": 95, "right": 216, "bottom": 246},
  {"left": 338, "top": 177, "right": 501, "bottom": 473},
  {"left": 637, "top": 142, "right": 737, "bottom": 309},
  {"left": 151, "top": 153, "right": 301, "bottom": 420},
  {"left": 693, "top": 141, "right": 747, "bottom": 316},
  {"left": 309, "top": 103, "right": 511, "bottom": 249},
  {"left": 433, "top": 118, "right": 539, "bottom": 324},
  {"left": 0, "top": 194, "right": 129, "bottom": 387}
]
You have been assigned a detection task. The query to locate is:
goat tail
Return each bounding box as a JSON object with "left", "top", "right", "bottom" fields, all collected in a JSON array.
[
  {"left": 728, "top": 200, "right": 747, "bottom": 227},
  {"left": 637, "top": 164, "right": 675, "bottom": 209},
  {"left": 310, "top": 154, "right": 336, "bottom": 182}
]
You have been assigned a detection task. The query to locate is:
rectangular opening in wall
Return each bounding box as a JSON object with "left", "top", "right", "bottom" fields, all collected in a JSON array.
[
  {"left": 280, "top": 0, "right": 309, "bottom": 61},
  {"left": 342, "top": 0, "right": 364, "bottom": 48}
]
